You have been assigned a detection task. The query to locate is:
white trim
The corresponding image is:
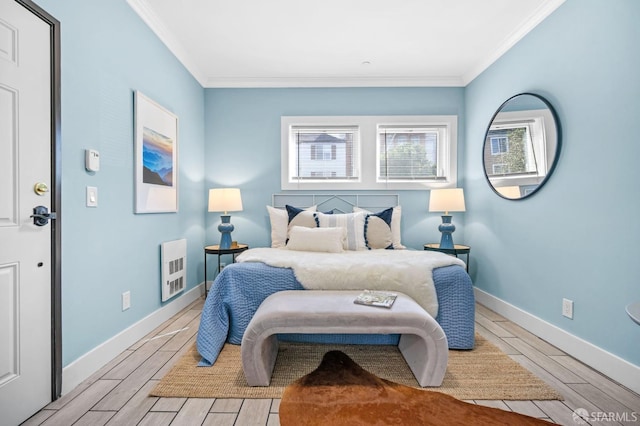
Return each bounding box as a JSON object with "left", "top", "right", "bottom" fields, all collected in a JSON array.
[
  {"left": 61, "top": 284, "right": 204, "bottom": 395},
  {"left": 474, "top": 288, "right": 640, "bottom": 395},
  {"left": 281, "top": 115, "right": 458, "bottom": 191},
  {"left": 202, "top": 76, "right": 464, "bottom": 89}
]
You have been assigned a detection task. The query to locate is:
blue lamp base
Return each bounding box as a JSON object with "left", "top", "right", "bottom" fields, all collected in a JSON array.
[
  {"left": 438, "top": 215, "right": 456, "bottom": 249},
  {"left": 218, "top": 215, "right": 235, "bottom": 249}
]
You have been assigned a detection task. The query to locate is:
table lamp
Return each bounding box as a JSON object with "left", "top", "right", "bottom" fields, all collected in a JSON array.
[
  {"left": 208, "top": 188, "right": 243, "bottom": 249},
  {"left": 428, "top": 188, "right": 465, "bottom": 249}
]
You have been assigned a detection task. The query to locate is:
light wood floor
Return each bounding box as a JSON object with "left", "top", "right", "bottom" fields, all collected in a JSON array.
[{"left": 23, "top": 298, "right": 640, "bottom": 426}]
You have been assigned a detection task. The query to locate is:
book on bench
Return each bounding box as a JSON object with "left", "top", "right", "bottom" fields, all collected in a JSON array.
[{"left": 354, "top": 290, "right": 397, "bottom": 308}]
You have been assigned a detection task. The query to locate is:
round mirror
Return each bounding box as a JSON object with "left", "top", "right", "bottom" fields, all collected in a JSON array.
[{"left": 482, "top": 93, "right": 561, "bottom": 200}]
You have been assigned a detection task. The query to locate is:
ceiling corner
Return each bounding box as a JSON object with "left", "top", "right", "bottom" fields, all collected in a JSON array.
[
  {"left": 127, "top": 0, "right": 207, "bottom": 87},
  {"left": 461, "top": 0, "right": 566, "bottom": 86}
]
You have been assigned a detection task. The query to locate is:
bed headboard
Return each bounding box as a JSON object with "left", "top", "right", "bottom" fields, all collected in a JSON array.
[{"left": 272, "top": 193, "right": 399, "bottom": 213}]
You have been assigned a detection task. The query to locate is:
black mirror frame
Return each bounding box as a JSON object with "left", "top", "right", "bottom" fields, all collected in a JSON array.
[{"left": 482, "top": 92, "right": 562, "bottom": 200}]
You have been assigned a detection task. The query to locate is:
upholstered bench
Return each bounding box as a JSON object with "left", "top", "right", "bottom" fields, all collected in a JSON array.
[{"left": 241, "top": 290, "right": 448, "bottom": 387}]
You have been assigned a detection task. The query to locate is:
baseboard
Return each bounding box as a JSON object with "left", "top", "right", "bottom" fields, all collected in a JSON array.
[
  {"left": 474, "top": 288, "right": 640, "bottom": 395},
  {"left": 61, "top": 284, "right": 204, "bottom": 395}
]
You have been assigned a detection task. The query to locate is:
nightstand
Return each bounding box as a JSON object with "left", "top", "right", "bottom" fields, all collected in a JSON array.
[
  {"left": 204, "top": 243, "right": 249, "bottom": 295},
  {"left": 424, "top": 243, "right": 470, "bottom": 273}
]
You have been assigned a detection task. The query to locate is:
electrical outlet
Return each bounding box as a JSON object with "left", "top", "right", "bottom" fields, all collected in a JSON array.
[
  {"left": 562, "top": 298, "right": 573, "bottom": 319},
  {"left": 122, "top": 291, "right": 131, "bottom": 311}
]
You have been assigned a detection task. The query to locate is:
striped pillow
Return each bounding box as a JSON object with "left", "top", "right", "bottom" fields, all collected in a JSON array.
[{"left": 315, "top": 211, "right": 367, "bottom": 251}]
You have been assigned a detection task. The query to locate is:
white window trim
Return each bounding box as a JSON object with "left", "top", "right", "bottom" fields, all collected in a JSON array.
[
  {"left": 485, "top": 109, "right": 553, "bottom": 189},
  {"left": 281, "top": 115, "right": 457, "bottom": 191}
]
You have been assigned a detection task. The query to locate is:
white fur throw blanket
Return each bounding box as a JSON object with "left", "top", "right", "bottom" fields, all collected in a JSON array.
[{"left": 236, "top": 248, "right": 466, "bottom": 318}]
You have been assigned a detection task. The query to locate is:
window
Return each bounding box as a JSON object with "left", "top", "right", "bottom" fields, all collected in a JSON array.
[
  {"left": 288, "top": 125, "right": 359, "bottom": 182},
  {"left": 492, "top": 163, "right": 509, "bottom": 174},
  {"left": 490, "top": 136, "right": 509, "bottom": 155},
  {"left": 484, "top": 123, "right": 537, "bottom": 177},
  {"left": 282, "top": 115, "right": 457, "bottom": 190},
  {"left": 311, "top": 144, "right": 337, "bottom": 161},
  {"left": 377, "top": 125, "right": 449, "bottom": 182}
]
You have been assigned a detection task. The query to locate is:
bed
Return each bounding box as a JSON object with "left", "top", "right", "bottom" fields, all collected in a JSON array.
[{"left": 197, "top": 194, "right": 475, "bottom": 366}]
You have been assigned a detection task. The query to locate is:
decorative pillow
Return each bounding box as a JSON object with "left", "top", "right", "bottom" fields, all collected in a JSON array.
[
  {"left": 315, "top": 211, "right": 367, "bottom": 251},
  {"left": 285, "top": 205, "right": 319, "bottom": 241},
  {"left": 354, "top": 206, "right": 405, "bottom": 249},
  {"left": 286, "top": 226, "right": 345, "bottom": 253},
  {"left": 266, "top": 205, "right": 316, "bottom": 248}
]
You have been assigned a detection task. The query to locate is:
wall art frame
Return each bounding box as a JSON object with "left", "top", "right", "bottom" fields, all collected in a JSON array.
[{"left": 134, "top": 91, "right": 179, "bottom": 213}]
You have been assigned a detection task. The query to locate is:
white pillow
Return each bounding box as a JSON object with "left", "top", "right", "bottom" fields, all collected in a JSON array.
[
  {"left": 286, "top": 226, "right": 345, "bottom": 253},
  {"left": 353, "top": 206, "right": 405, "bottom": 249},
  {"left": 315, "top": 211, "right": 367, "bottom": 251},
  {"left": 266, "top": 205, "right": 316, "bottom": 248}
]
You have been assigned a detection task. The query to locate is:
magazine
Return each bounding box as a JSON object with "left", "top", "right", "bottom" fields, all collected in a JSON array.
[{"left": 353, "top": 290, "right": 397, "bottom": 308}]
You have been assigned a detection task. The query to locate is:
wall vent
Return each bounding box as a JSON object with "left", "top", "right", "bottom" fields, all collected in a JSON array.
[{"left": 161, "top": 239, "right": 186, "bottom": 302}]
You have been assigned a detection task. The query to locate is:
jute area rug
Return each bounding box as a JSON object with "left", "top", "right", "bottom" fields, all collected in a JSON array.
[{"left": 150, "top": 334, "right": 562, "bottom": 401}]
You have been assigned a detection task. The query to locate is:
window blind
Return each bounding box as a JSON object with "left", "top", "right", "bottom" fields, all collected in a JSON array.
[
  {"left": 290, "top": 126, "right": 360, "bottom": 181},
  {"left": 377, "top": 125, "right": 443, "bottom": 181}
]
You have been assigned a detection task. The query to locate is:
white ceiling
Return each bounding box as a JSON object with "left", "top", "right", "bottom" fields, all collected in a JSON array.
[{"left": 127, "top": 0, "right": 565, "bottom": 88}]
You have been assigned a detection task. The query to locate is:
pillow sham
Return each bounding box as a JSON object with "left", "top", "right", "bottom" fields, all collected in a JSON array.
[
  {"left": 354, "top": 206, "right": 405, "bottom": 249},
  {"left": 266, "top": 205, "right": 316, "bottom": 248},
  {"left": 315, "top": 211, "right": 367, "bottom": 251},
  {"left": 286, "top": 226, "right": 345, "bottom": 253}
]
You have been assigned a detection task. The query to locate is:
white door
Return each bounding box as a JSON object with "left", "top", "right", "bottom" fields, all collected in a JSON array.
[{"left": 0, "top": 1, "right": 54, "bottom": 424}]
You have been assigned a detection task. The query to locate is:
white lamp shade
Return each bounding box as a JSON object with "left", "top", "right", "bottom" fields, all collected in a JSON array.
[
  {"left": 428, "top": 188, "right": 466, "bottom": 213},
  {"left": 208, "top": 188, "right": 243, "bottom": 213}
]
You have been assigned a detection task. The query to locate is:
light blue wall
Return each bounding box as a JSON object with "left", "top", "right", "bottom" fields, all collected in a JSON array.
[
  {"left": 34, "top": 0, "right": 206, "bottom": 366},
  {"left": 465, "top": 0, "right": 640, "bottom": 365},
  {"left": 31, "top": 0, "right": 639, "bottom": 372},
  {"left": 203, "top": 88, "right": 466, "bottom": 251}
]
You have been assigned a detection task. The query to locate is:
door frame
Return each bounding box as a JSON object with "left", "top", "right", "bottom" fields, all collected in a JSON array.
[{"left": 15, "top": 0, "right": 62, "bottom": 400}]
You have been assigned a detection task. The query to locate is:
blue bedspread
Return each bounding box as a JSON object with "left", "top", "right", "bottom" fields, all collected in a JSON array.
[{"left": 196, "top": 262, "right": 474, "bottom": 366}]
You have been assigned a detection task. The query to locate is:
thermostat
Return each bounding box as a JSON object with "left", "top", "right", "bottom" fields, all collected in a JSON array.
[{"left": 85, "top": 149, "right": 100, "bottom": 172}]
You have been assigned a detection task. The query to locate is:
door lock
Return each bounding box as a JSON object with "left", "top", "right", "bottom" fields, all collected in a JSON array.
[
  {"left": 31, "top": 206, "right": 57, "bottom": 227},
  {"left": 34, "top": 182, "right": 49, "bottom": 196}
]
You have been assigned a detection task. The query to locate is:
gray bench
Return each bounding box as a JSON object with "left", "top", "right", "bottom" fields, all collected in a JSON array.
[{"left": 241, "top": 290, "right": 448, "bottom": 387}]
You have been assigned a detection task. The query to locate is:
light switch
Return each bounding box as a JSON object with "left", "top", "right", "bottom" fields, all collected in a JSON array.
[{"left": 87, "top": 186, "right": 98, "bottom": 207}]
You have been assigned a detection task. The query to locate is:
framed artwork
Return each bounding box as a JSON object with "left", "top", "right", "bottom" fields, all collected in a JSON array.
[{"left": 134, "top": 91, "right": 178, "bottom": 213}]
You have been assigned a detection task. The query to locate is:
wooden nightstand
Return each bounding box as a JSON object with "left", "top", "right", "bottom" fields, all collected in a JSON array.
[
  {"left": 424, "top": 243, "right": 470, "bottom": 273},
  {"left": 204, "top": 243, "right": 249, "bottom": 295}
]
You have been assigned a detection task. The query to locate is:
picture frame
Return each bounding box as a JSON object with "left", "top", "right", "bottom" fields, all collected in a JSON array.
[{"left": 134, "top": 91, "right": 178, "bottom": 213}]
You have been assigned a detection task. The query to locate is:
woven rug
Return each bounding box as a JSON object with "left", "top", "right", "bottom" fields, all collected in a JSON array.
[{"left": 150, "top": 334, "right": 562, "bottom": 400}]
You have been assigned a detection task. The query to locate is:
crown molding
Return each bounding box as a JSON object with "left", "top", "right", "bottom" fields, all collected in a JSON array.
[{"left": 202, "top": 75, "right": 465, "bottom": 89}]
